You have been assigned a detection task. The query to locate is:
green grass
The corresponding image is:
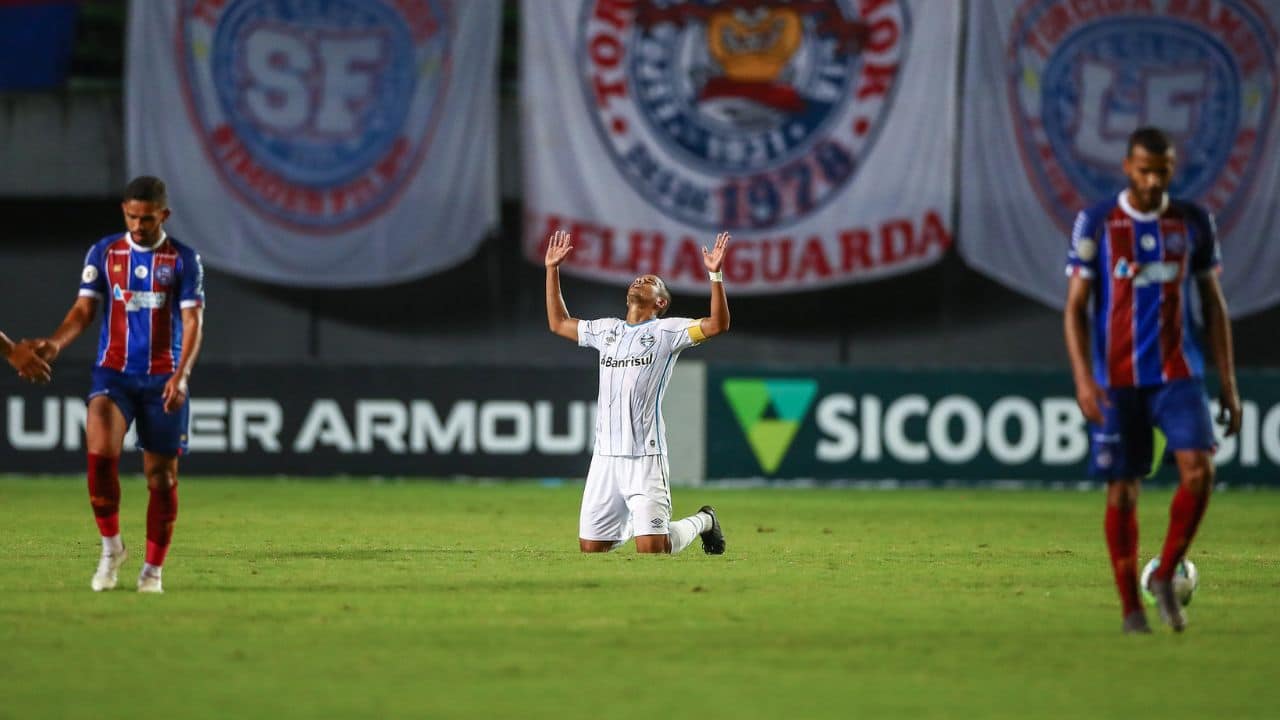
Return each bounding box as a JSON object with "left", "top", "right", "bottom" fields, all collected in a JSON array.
[{"left": 2, "top": 477, "right": 1278, "bottom": 720}]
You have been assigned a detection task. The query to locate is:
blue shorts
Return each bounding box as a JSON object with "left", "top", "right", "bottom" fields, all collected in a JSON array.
[
  {"left": 1088, "top": 378, "right": 1215, "bottom": 479},
  {"left": 88, "top": 367, "right": 189, "bottom": 456}
]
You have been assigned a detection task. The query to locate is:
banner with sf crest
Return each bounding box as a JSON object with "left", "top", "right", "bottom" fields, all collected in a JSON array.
[
  {"left": 959, "top": 0, "right": 1280, "bottom": 317},
  {"left": 127, "top": 0, "right": 500, "bottom": 287},
  {"left": 521, "top": 0, "right": 960, "bottom": 294}
]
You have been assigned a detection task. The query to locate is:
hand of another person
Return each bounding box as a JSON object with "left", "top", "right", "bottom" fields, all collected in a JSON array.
[{"left": 8, "top": 340, "right": 52, "bottom": 384}]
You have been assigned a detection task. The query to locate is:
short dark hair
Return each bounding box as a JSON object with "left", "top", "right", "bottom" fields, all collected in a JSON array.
[
  {"left": 1127, "top": 127, "right": 1173, "bottom": 157},
  {"left": 655, "top": 277, "right": 672, "bottom": 317},
  {"left": 124, "top": 176, "right": 168, "bottom": 206}
]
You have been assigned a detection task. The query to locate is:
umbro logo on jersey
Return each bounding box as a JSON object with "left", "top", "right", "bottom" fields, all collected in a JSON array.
[{"left": 112, "top": 284, "right": 167, "bottom": 312}]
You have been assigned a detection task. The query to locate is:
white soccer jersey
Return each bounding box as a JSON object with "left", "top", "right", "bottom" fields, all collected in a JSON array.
[{"left": 578, "top": 316, "right": 705, "bottom": 456}]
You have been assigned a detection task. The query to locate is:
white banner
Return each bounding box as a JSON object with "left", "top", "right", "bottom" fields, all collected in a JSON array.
[
  {"left": 127, "top": 0, "right": 499, "bottom": 287},
  {"left": 959, "top": 0, "right": 1280, "bottom": 317},
  {"left": 521, "top": 0, "right": 959, "bottom": 294}
]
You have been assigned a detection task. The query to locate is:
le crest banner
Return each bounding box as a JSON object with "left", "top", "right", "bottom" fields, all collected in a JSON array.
[
  {"left": 127, "top": 0, "right": 500, "bottom": 287},
  {"left": 959, "top": 0, "right": 1280, "bottom": 317},
  {"left": 521, "top": 0, "right": 960, "bottom": 294}
]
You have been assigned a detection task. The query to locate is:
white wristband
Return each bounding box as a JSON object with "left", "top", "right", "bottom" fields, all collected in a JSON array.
[{"left": 709, "top": 270, "right": 723, "bottom": 283}]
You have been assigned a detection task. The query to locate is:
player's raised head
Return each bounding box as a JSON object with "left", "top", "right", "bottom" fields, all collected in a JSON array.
[
  {"left": 1123, "top": 127, "right": 1175, "bottom": 212},
  {"left": 627, "top": 274, "right": 671, "bottom": 317},
  {"left": 124, "top": 175, "right": 168, "bottom": 208}
]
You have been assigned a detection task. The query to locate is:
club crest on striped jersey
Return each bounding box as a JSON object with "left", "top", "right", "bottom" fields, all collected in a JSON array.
[
  {"left": 640, "top": 332, "right": 656, "bottom": 349},
  {"left": 179, "top": 0, "right": 452, "bottom": 233},
  {"left": 1008, "top": 0, "right": 1277, "bottom": 234},
  {"left": 580, "top": 0, "right": 907, "bottom": 231},
  {"left": 155, "top": 263, "right": 176, "bottom": 287},
  {"left": 1165, "top": 232, "right": 1186, "bottom": 255}
]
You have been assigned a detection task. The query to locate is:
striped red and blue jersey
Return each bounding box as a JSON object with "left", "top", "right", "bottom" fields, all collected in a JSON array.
[
  {"left": 1065, "top": 192, "right": 1220, "bottom": 390},
  {"left": 77, "top": 232, "right": 205, "bottom": 376}
]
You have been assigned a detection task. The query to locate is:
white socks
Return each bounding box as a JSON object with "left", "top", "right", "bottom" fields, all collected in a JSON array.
[
  {"left": 668, "top": 512, "right": 712, "bottom": 554},
  {"left": 101, "top": 534, "right": 123, "bottom": 556}
]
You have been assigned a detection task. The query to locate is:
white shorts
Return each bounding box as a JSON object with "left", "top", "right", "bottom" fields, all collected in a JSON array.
[{"left": 578, "top": 454, "right": 672, "bottom": 542}]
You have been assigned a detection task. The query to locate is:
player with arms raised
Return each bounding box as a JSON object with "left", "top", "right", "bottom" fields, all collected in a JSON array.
[
  {"left": 1064, "top": 127, "right": 1240, "bottom": 634},
  {"left": 34, "top": 176, "right": 206, "bottom": 593},
  {"left": 545, "top": 229, "right": 729, "bottom": 555}
]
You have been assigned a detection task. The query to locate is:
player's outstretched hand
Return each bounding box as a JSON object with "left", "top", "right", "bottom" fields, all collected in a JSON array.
[
  {"left": 704, "top": 232, "right": 729, "bottom": 273},
  {"left": 162, "top": 375, "right": 189, "bottom": 414},
  {"left": 1217, "top": 386, "right": 1242, "bottom": 437},
  {"left": 545, "top": 230, "right": 574, "bottom": 268},
  {"left": 1074, "top": 378, "right": 1109, "bottom": 426},
  {"left": 7, "top": 340, "right": 52, "bottom": 384}
]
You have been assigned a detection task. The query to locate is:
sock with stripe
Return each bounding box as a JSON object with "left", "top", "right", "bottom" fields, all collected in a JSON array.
[{"left": 668, "top": 512, "right": 712, "bottom": 555}]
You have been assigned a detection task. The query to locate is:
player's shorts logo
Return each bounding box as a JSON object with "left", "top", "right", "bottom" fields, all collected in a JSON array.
[
  {"left": 1008, "top": 0, "right": 1277, "bottom": 233},
  {"left": 179, "top": 0, "right": 452, "bottom": 233},
  {"left": 582, "top": 0, "right": 908, "bottom": 231}
]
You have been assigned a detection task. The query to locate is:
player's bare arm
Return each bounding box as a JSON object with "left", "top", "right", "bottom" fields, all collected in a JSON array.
[
  {"left": 1064, "top": 274, "right": 1107, "bottom": 425},
  {"left": 162, "top": 306, "right": 205, "bottom": 414},
  {"left": 698, "top": 231, "right": 731, "bottom": 339},
  {"left": 544, "top": 229, "right": 580, "bottom": 342},
  {"left": 36, "top": 296, "right": 100, "bottom": 364},
  {"left": 1, "top": 331, "right": 52, "bottom": 383},
  {"left": 1198, "top": 271, "right": 1241, "bottom": 436}
]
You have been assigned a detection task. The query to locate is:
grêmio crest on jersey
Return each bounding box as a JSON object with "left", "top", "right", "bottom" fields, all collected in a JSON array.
[
  {"left": 580, "top": 0, "right": 909, "bottom": 232},
  {"left": 1007, "top": 0, "right": 1277, "bottom": 233},
  {"left": 178, "top": 0, "right": 453, "bottom": 233}
]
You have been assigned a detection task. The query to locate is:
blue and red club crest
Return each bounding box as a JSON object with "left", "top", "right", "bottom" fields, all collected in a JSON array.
[
  {"left": 178, "top": 0, "right": 453, "bottom": 233},
  {"left": 580, "top": 0, "right": 908, "bottom": 231},
  {"left": 1007, "top": 0, "right": 1277, "bottom": 233}
]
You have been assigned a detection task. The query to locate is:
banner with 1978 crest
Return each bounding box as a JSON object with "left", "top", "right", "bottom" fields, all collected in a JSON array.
[
  {"left": 959, "top": 0, "right": 1280, "bottom": 317},
  {"left": 127, "top": 0, "right": 500, "bottom": 287},
  {"left": 521, "top": 0, "right": 960, "bottom": 294}
]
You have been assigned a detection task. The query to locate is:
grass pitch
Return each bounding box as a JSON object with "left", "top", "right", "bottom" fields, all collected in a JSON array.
[{"left": 1, "top": 477, "right": 1278, "bottom": 720}]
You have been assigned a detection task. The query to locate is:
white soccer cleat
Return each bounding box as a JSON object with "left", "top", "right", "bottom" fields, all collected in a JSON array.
[
  {"left": 91, "top": 549, "right": 128, "bottom": 592},
  {"left": 136, "top": 571, "right": 164, "bottom": 594}
]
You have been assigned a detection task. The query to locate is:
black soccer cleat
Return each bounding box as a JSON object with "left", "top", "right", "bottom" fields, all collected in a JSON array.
[
  {"left": 698, "top": 505, "right": 725, "bottom": 555},
  {"left": 1148, "top": 577, "right": 1187, "bottom": 632},
  {"left": 1122, "top": 610, "right": 1152, "bottom": 635}
]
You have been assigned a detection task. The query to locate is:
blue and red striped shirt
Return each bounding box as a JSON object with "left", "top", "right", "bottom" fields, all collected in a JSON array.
[
  {"left": 1066, "top": 192, "right": 1220, "bottom": 390},
  {"left": 78, "top": 232, "right": 205, "bottom": 376}
]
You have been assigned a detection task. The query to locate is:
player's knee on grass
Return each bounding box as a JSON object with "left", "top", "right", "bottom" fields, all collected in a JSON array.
[{"left": 634, "top": 534, "right": 671, "bottom": 554}]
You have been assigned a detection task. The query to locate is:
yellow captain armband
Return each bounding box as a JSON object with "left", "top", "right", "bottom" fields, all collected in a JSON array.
[{"left": 688, "top": 320, "right": 708, "bottom": 344}]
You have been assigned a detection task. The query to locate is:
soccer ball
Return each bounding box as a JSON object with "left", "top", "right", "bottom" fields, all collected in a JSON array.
[{"left": 1140, "top": 557, "right": 1199, "bottom": 607}]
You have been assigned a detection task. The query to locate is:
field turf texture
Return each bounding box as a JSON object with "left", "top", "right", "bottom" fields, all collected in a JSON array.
[{"left": 2, "top": 477, "right": 1278, "bottom": 719}]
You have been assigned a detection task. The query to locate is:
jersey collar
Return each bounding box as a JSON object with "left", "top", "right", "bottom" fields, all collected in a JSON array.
[
  {"left": 1118, "top": 191, "right": 1168, "bottom": 222},
  {"left": 123, "top": 229, "right": 168, "bottom": 252}
]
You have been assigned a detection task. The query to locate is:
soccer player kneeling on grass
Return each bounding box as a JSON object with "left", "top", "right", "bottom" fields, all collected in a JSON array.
[
  {"left": 544, "top": 229, "right": 729, "bottom": 555},
  {"left": 32, "top": 176, "right": 206, "bottom": 594},
  {"left": 1063, "top": 127, "right": 1240, "bottom": 634}
]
